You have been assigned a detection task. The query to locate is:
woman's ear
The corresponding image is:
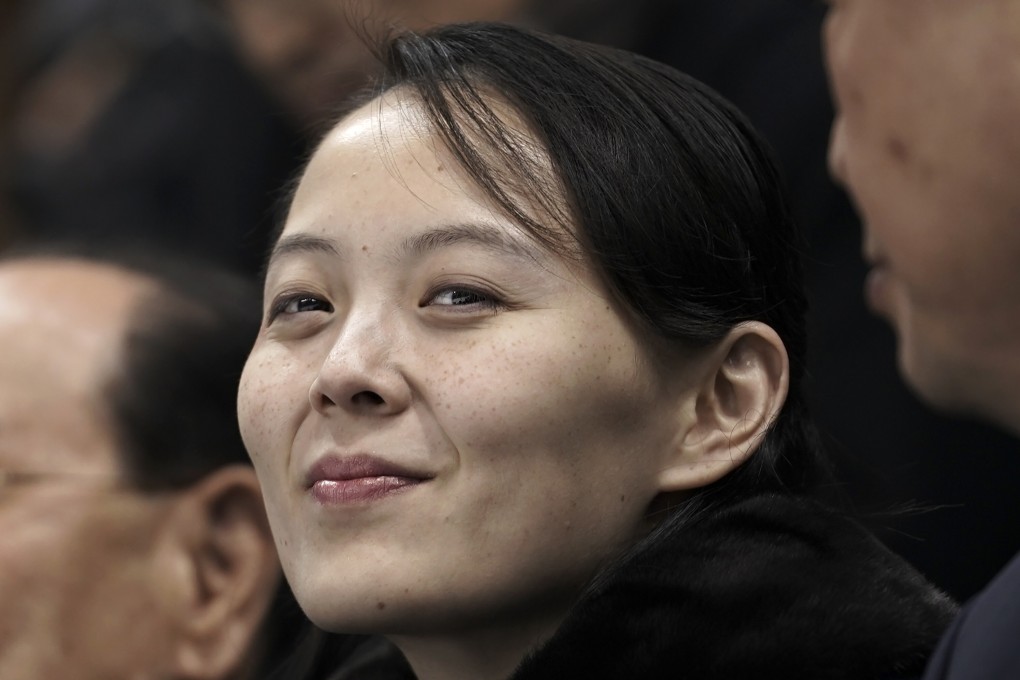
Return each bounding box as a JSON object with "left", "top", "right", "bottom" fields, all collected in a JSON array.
[
  {"left": 657, "top": 321, "right": 789, "bottom": 492},
  {"left": 153, "top": 465, "right": 281, "bottom": 680}
]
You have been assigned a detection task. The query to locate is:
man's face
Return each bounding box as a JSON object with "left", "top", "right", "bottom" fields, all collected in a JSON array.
[
  {"left": 221, "top": 0, "right": 375, "bottom": 131},
  {"left": 0, "top": 260, "right": 175, "bottom": 679},
  {"left": 220, "top": 0, "right": 524, "bottom": 130},
  {"left": 824, "top": 0, "right": 1020, "bottom": 428}
]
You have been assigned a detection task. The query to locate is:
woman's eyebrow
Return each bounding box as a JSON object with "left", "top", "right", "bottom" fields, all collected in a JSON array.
[
  {"left": 267, "top": 234, "right": 342, "bottom": 268},
  {"left": 397, "top": 223, "right": 542, "bottom": 262},
  {"left": 266, "top": 223, "right": 545, "bottom": 270}
]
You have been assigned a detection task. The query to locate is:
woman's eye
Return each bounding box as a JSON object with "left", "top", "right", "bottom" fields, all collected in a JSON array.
[
  {"left": 424, "top": 287, "right": 501, "bottom": 311},
  {"left": 268, "top": 294, "right": 333, "bottom": 323}
]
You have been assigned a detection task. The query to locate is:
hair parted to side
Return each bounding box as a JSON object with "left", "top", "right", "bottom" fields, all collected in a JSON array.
[{"left": 363, "top": 22, "right": 828, "bottom": 509}]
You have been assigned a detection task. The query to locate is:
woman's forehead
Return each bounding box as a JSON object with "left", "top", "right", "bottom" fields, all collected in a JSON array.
[
  {"left": 320, "top": 88, "right": 546, "bottom": 169},
  {"left": 325, "top": 91, "right": 431, "bottom": 148},
  {"left": 293, "top": 96, "right": 485, "bottom": 225},
  {"left": 294, "top": 89, "right": 579, "bottom": 256}
]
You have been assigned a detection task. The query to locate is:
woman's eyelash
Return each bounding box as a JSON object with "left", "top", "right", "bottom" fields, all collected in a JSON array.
[
  {"left": 423, "top": 285, "right": 504, "bottom": 311},
  {"left": 267, "top": 293, "right": 333, "bottom": 323}
]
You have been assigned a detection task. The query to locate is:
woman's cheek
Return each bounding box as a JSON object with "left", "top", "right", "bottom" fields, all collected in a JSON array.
[{"left": 238, "top": 351, "right": 290, "bottom": 463}]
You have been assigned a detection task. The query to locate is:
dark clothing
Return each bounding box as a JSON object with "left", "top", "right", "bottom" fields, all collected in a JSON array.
[
  {"left": 332, "top": 493, "right": 956, "bottom": 679},
  {"left": 322, "top": 637, "right": 413, "bottom": 680},
  {"left": 922, "top": 552, "right": 1020, "bottom": 679}
]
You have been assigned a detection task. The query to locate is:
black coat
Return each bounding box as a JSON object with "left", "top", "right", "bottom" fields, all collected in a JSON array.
[{"left": 331, "top": 493, "right": 957, "bottom": 679}]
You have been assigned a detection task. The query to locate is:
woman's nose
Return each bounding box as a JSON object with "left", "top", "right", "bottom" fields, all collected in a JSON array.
[{"left": 308, "top": 314, "right": 412, "bottom": 417}]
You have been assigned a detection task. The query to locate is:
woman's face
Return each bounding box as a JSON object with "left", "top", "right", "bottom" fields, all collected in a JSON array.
[{"left": 238, "top": 95, "right": 700, "bottom": 639}]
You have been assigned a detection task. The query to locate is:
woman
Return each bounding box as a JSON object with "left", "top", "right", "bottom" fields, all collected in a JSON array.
[{"left": 239, "top": 22, "right": 955, "bottom": 679}]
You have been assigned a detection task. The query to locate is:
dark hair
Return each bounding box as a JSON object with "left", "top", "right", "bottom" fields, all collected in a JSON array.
[
  {"left": 363, "top": 22, "right": 828, "bottom": 513},
  {"left": 102, "top": 255, "right": 259, "bottom": 489}
]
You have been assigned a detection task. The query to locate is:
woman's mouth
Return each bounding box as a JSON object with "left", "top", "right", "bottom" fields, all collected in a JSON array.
[{"left": 304, "top": 454, "right": 432, "bottom": 505}]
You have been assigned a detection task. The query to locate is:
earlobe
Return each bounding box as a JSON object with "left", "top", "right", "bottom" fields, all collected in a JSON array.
[
  {"left": 161, "top": 465, "right": 281, "bottom": 679},
  {"left": 657, "top": 322, "right": 789, "bottom": 492}
]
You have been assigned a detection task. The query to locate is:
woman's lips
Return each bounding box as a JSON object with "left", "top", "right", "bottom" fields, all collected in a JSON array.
[
  {"left": 304, "top": 454, "right": 431, "bottom": 505},
  {"left": 310, "top": 476, "right": 424, "bottom": 504}
]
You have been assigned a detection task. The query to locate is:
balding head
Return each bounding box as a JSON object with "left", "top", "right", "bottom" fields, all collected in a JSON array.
[{"left": 0, "top": 258, "right": 154, "bottom": 473}]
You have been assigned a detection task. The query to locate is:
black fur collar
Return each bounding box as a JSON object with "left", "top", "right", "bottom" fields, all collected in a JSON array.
[{"left": 512, "top": 493, "right": 957, "bottom": 679}]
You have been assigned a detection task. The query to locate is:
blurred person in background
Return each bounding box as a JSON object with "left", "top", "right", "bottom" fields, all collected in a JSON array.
[
  {"left": 823, "top": 1, "right": 1020, "bottom": 677},
  {"left": 0, "top": 244, "right": 287, "bottom": 679},
  {"left": 4, "top": 0, "right": 302, "bottom": 275},
  {"left": 215, "top": 0, "right": 528, "bottom": 135}
]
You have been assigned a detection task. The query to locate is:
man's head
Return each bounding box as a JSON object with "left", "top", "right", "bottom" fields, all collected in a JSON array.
[
  {"left": 216, "top": 0, "right": 527, "bottom": 130},
  {"left": 823, "top": 0, "right": 1020, "bottom": 433},
  {"left": 0, "top": 249, "right": 280, "bottom": 679}
]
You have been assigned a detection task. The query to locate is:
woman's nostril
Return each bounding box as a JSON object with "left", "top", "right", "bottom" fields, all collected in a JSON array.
[{"left": 352, "top": 390, "right": 385, "bottom": 407}]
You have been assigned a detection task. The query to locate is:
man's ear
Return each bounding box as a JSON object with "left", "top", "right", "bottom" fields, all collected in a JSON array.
[
  {"left": 657, "top": 321, "right": 789, "bottom": 492},
  {"left": 154, "top": 465, "right": 281, "bottom": 680}
]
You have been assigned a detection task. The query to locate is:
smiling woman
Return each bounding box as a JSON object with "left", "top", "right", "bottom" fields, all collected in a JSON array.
[{"left": 238, "top": 22, "right": 956, "bottom": 680}]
